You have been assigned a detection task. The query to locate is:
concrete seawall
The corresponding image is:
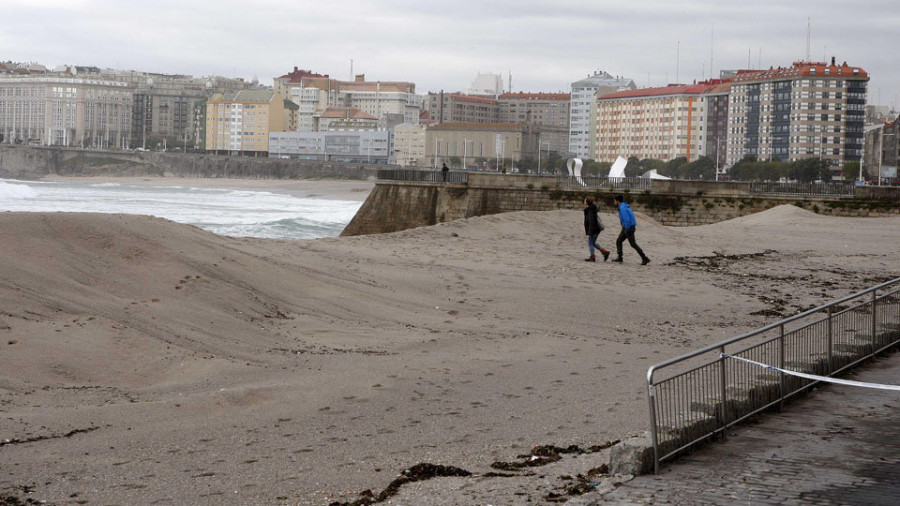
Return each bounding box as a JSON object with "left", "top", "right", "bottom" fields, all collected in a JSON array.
[
  {"left": 342, "top": 173, "right": 900, "bottom": 236},
  {"left": 0, "top": 145, "right": 380, "bottom": 181}
]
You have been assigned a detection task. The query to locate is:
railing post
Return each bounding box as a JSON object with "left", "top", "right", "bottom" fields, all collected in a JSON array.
[
  {"left": 779, "top": 323, "right": 785, "bottom": 410},
  {"left": 826, "top": 305, "right": 833, "bottom": 374},
  {"left": 719, "top": 344, "right": 728, "bottom": 437},
  {"left": 647, "top": 374, "right": 659, "bottom": 475},
  {"left": 871, "top": 290, "right": 878, "bottom": 358}
]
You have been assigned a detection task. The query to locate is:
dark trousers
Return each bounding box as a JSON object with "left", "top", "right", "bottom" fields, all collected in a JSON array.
[{"left": 616, "top": 226, "right": 646, "bottom": 259}]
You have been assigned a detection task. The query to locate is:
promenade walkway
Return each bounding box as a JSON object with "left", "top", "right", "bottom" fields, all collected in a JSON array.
[{"left": 574, "top": 349, "right": 899, "bottom": 505}]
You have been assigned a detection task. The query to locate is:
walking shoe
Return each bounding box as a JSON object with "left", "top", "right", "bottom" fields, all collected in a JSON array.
[
  {"left": 613, "top": 257, "right": 623, "bottom": 263},
  {"left": 641, "top": 257, "right": 651, "bottom": 265},
  {"left": 601, "top": 250, "right": 610, "bottom": 262},
  {"left": 584, "top": 256, "right": 596, "bottom": 262}
]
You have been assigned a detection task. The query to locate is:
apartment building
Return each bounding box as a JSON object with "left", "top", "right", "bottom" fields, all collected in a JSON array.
[
  {"left": 393, "top": 122, "right": 427, "bottom": 166},
  {"left": 426, "top": 122, "right": 536, "bottom": 169},
  {"left": 316, "top": 107, "right": 378, "bottom": 131},
  {"left": 499, "top": 92, "right": 570, "bottom": 156},
  {"left": 863, "top": 115, "right": 899, "bottom": 181},
  {"left": 276, "top": 68, "right": 419, "bottom": 130},
  {"left": 112, "top": 70, "right": 254, "bottom": 149},
  {"left": 726, "top": 60, "right": 868, "bottom": 168},
  {"left": 269, "top": 130, "right": 390, "bottom": 163},
  {"left": 426, "top": 92, "right": 499, "bottom": 124},
  {"left": 596, "top": 80, "right": 730, "bottom": 163},
  {"left": 0, "top": 75, "right": 132, "bottom": 148},
  {"left": 569, "top": 71, "right": 636, "bottom": 158},
  {"left": 205, "top": 90, "right": 285, "bottom": 156}
]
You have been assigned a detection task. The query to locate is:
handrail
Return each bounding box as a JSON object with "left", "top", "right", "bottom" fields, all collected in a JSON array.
[
  {"left": 646, "top": 277, "right": 900, "bottom": 474},
  {"left": 647, "top": 276, "right": 900, "bottom": 384}
]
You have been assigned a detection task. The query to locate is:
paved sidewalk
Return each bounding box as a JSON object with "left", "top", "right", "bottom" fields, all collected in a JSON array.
[{"left": 576, "top": 349, "right": 899, "bottom": 505}]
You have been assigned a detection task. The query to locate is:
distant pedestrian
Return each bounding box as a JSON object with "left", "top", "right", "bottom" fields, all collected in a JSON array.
[
  {"left": 583, "top": 197, "right": 610, "bottom": 262},
  {"left": 613, "top": 194, "right": 650, "bottom": 265},
  {"left": 441, "top": 163, "right": 449, "bottom": 181}
]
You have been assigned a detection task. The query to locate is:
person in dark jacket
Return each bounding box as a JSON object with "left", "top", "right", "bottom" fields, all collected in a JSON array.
[
  {"left": 583, "top": 197, "right": 610, "bottom": 262},
  {"left": 613, "top": 194, "right": 650, "bottom": 265}
]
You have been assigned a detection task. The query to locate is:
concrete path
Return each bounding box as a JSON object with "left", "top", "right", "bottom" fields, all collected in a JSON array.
[{"left": 572, "top": 349, "right": 899, "bottom": 505}]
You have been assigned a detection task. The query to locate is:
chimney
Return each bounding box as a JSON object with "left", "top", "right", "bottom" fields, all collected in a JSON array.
[
  {"left": 355, "top": 74, "right": 365, "bottom": 82},
  {"left": 831, "top": 56, "right": 836, "bottom": 66}
]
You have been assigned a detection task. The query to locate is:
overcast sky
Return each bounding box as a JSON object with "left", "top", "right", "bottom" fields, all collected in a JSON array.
[{"left": 4, "top": 0, "right": 898, "bottom": 109}]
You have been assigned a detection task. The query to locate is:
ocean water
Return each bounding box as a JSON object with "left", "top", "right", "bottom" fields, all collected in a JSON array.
[{"left": 0, "top": 179, "right": 362, "bottom": 240}]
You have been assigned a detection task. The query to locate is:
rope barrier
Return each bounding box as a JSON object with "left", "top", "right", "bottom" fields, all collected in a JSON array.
[{"left": 720, "top": 353, "right": 900, "bottom": 391}]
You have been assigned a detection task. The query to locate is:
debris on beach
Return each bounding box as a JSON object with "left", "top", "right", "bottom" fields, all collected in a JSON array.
[{"left": 330, "top": 463, "right": 472, "bottom": 506}]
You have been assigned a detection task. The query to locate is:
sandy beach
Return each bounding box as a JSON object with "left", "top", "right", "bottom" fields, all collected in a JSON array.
[{"left": 1, "top": 178, "right": 898, "bottom": 505}]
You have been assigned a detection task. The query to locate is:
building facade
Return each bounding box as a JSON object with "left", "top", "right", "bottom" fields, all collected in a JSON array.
[
  {"left": 269, "top": 130, "right": 390, "bottom": 163},
  {"left": 499, "top": 92, "right": 570, "bottom": 156},
  {"left": 863, "top": 115, "right": 899, "bottom": 182},
  {"left": 426, "top": 92, "right": 500, "bottom": 124},
  {"left": 205, "top": 90, "right": 286, "bottom": 156},
  {"left": 393, "top": 122, "right": 427, "bottom": 166},
  {"left": 569, "top": 71, "right": 636, "bottom": 158},
  {"left": 0, "top": 76, "right": 132, "bottom": 148},
  {"left": 726, "top": 60, "right": 868, "bottom": 169},
  {"left": 425, "top": 122, "right": 536, "bottom": 169},
  {"left": 596, "top": 80, "right": 730, "bottom": 163},
  {"left": 276, "top": 68, "right": 419, "bottom": 130}
]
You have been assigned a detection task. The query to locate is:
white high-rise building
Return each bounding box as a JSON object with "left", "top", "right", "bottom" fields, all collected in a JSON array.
[
  {"left": 467, "top": 72, "right": 504, "bottom": 97},
  {"left": 568, "top": 71, "right": 636, "bottom": 158}
]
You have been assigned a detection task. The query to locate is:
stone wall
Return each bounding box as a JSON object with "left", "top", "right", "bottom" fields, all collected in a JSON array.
[{"left": 341, "top": 173, "right": 900, "bottom": 236}]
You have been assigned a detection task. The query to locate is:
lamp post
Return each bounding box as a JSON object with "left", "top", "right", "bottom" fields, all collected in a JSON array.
[
  {"left": 463, "top": 138, "right": 469, "bottom": 170},
  {"left": 715, "top": 136, "right": 722, "bottom": 181}
]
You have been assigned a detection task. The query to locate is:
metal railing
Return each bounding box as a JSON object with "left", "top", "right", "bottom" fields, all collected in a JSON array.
[
  {"left": 556, "top": 176, "right": 651, "bottom": 191},
  {"left": 646, "top": 277, "right": 900, "bottom": 473},
  {"left": 749, "top": 181, "right": 856, "bottom": 197},
  {"left": 377, "top": 169, "right": 468, "bottom": 184}
]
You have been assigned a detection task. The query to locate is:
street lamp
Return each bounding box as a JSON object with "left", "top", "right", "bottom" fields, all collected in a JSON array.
[{"left": 463, "top": 138, "right": 470, "bottom": 170}]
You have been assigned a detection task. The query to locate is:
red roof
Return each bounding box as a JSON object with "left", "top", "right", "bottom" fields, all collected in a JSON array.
[
  {"left": 278, "top": 66, "right": 328, "bottom": 82},
  {"left": 733, "top": 61, "right": 868, "bottom": 82},
  {"left": 598, "top": 79, "right": 731, "bottom": 100}
]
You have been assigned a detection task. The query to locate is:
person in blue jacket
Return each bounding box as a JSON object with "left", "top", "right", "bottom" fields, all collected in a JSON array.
[{"left": 613, "top": 194, "right": 650, "bottom": 265}]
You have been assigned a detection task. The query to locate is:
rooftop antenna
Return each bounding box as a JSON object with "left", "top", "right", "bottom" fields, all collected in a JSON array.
[
  {"left": 748, "top": 48, "right": 751, "bottom": 69},
  {"left": 806, "top": 17, "right": 811, "bottom": 62},
  {"left": 350, "top": 59, "right": 353, "bottom": 79},
  {"left": 710, "top": 25, "right": 714, "bottom": 80},
  {"left": 676, "top": 40, "right": 680, "bottom": 84}
]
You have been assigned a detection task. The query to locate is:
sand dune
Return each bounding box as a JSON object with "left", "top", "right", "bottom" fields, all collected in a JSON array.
[{"left": 1, "top": 205, "right": 898, "bottom": 504}]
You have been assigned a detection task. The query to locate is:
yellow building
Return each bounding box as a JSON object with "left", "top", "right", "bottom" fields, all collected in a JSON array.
[{"left": 205, "top": 90, "right": 285, "bottom": 155}]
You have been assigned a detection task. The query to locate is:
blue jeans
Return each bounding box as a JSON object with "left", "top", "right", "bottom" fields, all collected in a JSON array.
[{"left": 588, "top": 233, "right": 602, "bottom": 256}]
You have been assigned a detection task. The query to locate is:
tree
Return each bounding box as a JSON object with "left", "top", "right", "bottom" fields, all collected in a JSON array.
[
  {"left": 625, "top": 156, "right": 643, "bottom": 177},
  {"left": 640, "top": 158, "right": 666, "bottom": 172},
  {"left": 448, "top": 156, "right": 462, "bottom": 169},
  {"left": 517, "top": 156, "right": 537, "bottom": 173},
  {"left": 789, "top": 158, "right": 821, "bottom": 183},
  {"left": 686, "top": 156, "right": 716, "bottom": 179},
  {"left": 662, "top": 157, "right": 688, "bottom": 178},
  {"left": 842, "top": 161, "right": 864, "bottom": 181}
]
